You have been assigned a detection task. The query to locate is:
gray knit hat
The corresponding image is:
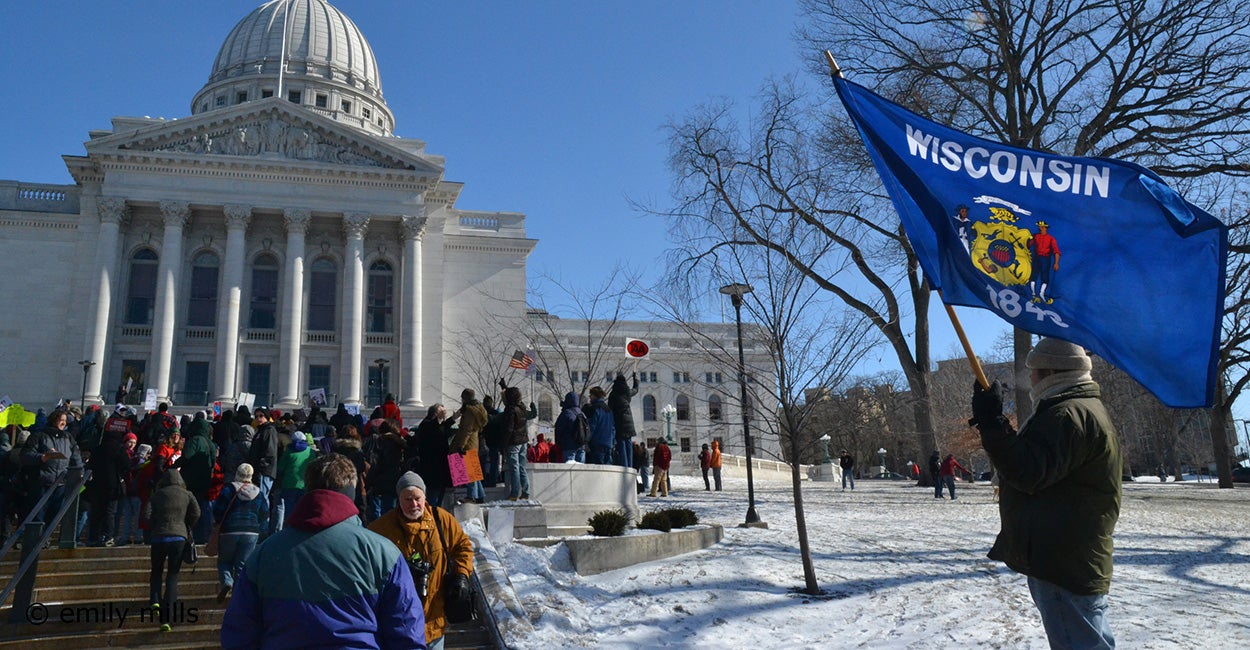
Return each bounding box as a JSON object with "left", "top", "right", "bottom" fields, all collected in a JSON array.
[
  {"left": 396, "top": 471, "right": 426, "bottom": 495},
  {"left": 1026, "top": 337, "right": 1092, "bottom": 371}
]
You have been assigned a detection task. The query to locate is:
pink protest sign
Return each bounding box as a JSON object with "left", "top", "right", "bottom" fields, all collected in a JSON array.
[{"left": 448, "top": 453, "right": 469, "bottom": 487}]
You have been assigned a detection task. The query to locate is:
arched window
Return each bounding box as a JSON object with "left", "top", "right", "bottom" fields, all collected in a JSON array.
[
  {"left": 708, "top": 394, "right": 723, "bottom": 421},
  {"left": 124, "top": 249, "right": 159, "bottom": 325},
  {"left": 186, "top": 251, "right": 220, "bottom": 327},
  {"left": 642, "top": 395, "right": 657, "bottom": 421},
  {"left": 249, "top": 253, "right": 279, "bottom": 329},
  {"left": 366, "top": 260, "right": 394, "bottom": 332},
  {"left": 676, "top": 394, "right": 690, "bottom": 421},
  {"left": 307, "top": 258, "right": 337, "bottom": 331}
]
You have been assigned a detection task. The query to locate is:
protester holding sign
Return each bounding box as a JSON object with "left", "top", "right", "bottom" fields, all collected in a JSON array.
[{"left": 450, "top": 389, "right": 488, "bottom": 505}]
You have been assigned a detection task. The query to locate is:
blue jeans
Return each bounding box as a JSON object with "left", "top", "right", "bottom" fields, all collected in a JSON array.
[
  {"left": 615, "top": 439, "right": 633, "bottom": 469},
  {"left": 566, "top": 447, "right": 586, "bottom": 463},
  {"left": 117, "top": 496, "right": 141, "bottom": 543},
  {"left": 943, "top": 475, "right": 957, "bottom": 499},
  {"left": 484, "top": 446, "right": 502, "bottom": 487},
  {"left": 1028, "top": 577, "right": 1115, "bottom": 649},
  {"left": 589, "top": 444, "right": 612, "bottom": 465},
  {"left": 217, "top": 532, "right": 258, "bottom": 590},
  {"left": 842, "top": 470, "right": 855, "bottom": 490},
  {"left": 505, "top": 444, "right": 529, "bottom": 498},
  {"left": 194, "top": 496, "right": 212, "bottom": 544},
  {"left": 279, "top": 488, "right": 304, "bottom": 532},
  {"left": 934, "top": 474, "right": 945, "bottom": 498},
  {"left": 369, "top": 493, "right": 397, "bottom": 521},
  {"left": 466, "top": 481, "right": 485, "bottom": 501}
]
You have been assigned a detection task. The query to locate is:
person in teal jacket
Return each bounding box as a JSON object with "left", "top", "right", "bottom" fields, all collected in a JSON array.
[
  {"left": 221, "top": 453, "right": 425, "bottom": 649},
  {"left": 274, "top": 431, "right": 316, "bottom": 533}
]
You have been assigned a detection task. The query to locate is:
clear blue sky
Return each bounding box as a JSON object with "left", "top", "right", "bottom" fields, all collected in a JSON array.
[{"left": 0, "top": 0, "right": 1068, "bottom": 388}]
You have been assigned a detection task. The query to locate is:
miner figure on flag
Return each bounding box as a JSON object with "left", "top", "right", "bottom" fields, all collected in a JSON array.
[{"left": 1028, "top": 221, "right": 1061, "bottom": 305}]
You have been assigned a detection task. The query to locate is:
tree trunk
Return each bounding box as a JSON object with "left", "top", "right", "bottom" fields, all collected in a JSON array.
[
  {"left": 790, "top": 460, "right": 820, "bottom": 594},
  {"left": 1211, "top": 377, "right": 1235, "bottom": 489}
]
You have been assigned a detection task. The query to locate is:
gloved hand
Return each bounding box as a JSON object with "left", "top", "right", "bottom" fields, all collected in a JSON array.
[
  {"left": 447, "top": 572, "right": 471, "bottom": 603},
  {"left": 498, "top": 377, "right": 507, "bottom": 390},
  {"left": 970, "top": 380, "right": 1005, "bottom": 427}
]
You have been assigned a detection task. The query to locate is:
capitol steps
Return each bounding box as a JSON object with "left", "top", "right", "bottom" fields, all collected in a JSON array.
[{"left": 0, "top": 543, "right": 500, "bottom": 649}]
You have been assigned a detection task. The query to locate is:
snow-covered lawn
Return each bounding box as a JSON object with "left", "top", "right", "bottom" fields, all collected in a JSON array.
[{"left": 496, "top": 474, "right": 1250, "bottom": 648}]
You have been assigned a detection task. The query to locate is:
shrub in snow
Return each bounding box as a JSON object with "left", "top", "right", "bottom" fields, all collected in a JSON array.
[
  {"left": 638, "top": 511, "right": 673, "bottom": 532},
  {"left": 662, "top": 508, "right": 699, "bottom": 528},
  {"left": 588, "top": 509, "right": 628, "bottom": 537}
]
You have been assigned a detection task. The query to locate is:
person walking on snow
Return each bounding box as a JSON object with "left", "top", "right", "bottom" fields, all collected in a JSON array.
[{"left": 939, "top": 454, "right": 970, "bottom": 500}]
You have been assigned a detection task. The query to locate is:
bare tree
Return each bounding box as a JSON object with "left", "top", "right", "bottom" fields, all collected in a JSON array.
[
  {"left": 655, "top": 181, "right": 875, "bottom": 595},
  {"left": 662, "top": 80, "right": 942, "bottom": 486}
]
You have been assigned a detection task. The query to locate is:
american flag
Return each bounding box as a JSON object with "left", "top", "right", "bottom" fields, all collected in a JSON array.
[{"left": 508, "top": 349, "right": 534, "bottom": 370}]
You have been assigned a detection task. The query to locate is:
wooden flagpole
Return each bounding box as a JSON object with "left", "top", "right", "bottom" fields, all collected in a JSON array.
[{"left": 823, "top": 51, "right": 990, "bottom": 389}]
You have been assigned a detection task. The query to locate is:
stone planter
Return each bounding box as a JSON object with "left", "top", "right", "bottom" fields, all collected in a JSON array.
[{"left": 563, "top": 524, "right": 724, "bottom": 575}]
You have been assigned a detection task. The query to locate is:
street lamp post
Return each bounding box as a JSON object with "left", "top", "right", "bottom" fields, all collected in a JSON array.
[
  {"left": 77, "top": 360, "right": 96, "bottom": 411},
  {"left": 720, "top": 281, "right": 763, "bottom": 526},
  {"left": 374, "top": 358, "right": 389, "bottom": 404},
  {"left": 662, "top": 404, "right": 676, "bottom": 443},
  {"left": 877, "top": 447, "right": 887, "bottom": 478}
]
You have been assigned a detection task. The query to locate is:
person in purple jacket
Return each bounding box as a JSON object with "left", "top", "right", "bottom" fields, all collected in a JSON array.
[{"left": 221, "top": 453, "right": 426, "bottom": 649}]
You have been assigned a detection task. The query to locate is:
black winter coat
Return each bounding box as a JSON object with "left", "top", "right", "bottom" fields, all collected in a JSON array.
[
  {"left": 248, "top": 422, "right": 279, "bottom": 479},
  {"left": 87, "top": 435, "right": 130, "bottom": 500},
  {"left": 608, "top": 375, "right": 638, "bottom": 441}
]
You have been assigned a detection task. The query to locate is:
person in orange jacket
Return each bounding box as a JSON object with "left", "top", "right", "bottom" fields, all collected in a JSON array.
[{"left": 709, "top": 440, "right": 723, "bottom": 491}]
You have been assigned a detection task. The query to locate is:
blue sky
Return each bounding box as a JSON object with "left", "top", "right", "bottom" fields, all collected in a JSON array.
[{"left": 0, "top": 1, "right": 1029, "bottom": 383}]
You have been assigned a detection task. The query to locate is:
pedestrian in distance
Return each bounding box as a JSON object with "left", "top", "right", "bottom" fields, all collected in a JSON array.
[
  {"left": 709, "top": 440, "right": 723, "bottom": 491},
  {"left": 971, "top": 336, "right": 1121, "bottom": 649},
  {"left": 649, "top": 439, "right": 672, "bottom": 498},
  {"left": 929, "top": 450, "right": 943, "bottom": 498},
  {"left": 700, "top": 445, "right": 710, "bottom": 490},
  {"left": 839, "top": 449, "right": 856, "bottom": 491},
  {"left": 221, "top": 454, "right": 426, "bottom": 649},
  {"left": 939, "top": 454, "right": 970, "bottom": 500}
]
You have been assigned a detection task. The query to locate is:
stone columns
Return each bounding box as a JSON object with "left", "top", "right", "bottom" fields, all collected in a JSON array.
[
  {"left": 214, "top": 204, "right": 251, "bottom": 404},
  {"left": 82, "top": 196, "right": 127, "bottom": 404},
  {"left": 400, "top": 215, "right": 427, "bottom": 408},
  {"left": 340, "top": 212, "right": 370, "bottom": 405},
  {"left": 277, "top": 208, "right": 309, "bottom": 407},
  {"left": 149, "top": 200, "right": 189, "bottom": 403}
]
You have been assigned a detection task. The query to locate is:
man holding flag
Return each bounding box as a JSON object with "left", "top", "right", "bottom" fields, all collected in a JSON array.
[{"left": 829, "top": 54, "right": 1225, "bottom": 649}]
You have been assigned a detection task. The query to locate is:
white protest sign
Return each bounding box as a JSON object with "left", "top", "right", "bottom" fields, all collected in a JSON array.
[{"left": 143, "top": 389, "right": 158, "bottom": 411}]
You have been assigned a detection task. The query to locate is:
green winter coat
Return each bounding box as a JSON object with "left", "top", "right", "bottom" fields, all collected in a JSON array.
[
  {"left": 174, "top": 419, "right": 216, "bottom": 498},
  {"left": 979, "top": 381, "right": 1121, "bottom": 595}
]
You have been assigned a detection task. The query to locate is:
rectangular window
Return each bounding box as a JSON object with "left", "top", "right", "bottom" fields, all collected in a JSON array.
[
  {"left": 538, "top": 399, "right": 553, "bottom": 421},
  {"left": 183, "top": 362, "right": 209, "bottom": 404},
  {"left": 680, "top": 437, "right": 692, "bottom": 453},
  {"left": 673, "top": 372, "right": 690, "bottom": 384},
  {"left": 187, "top": 264, "right": 219, "bottom": 327},
  {"left": 639, "top": 372, "right": 648, "bottom": 383},
  {"left": 307, "top": 272, "right": 336, "bottom": 331},
  {"left": 315, "top": 94, "right": 328, "bottom": 108},
  {"left": 215, "top": 96, "right": 226, "bottom": 107},
  {"left": 288, "top": 90, "right": 302, "bottom": 104},
  {"left": 249, "top": 267, "right": 278, "bottom": 329},
  {"left": 366, "top": 270, "right": 393, "bottom": 333},
  {"left": 125, "top": 265, "right": 158, "bottom": 325},
  {"left": 706, "top": 372, "right": 723, "bottom": 384},
  {"left": 247, "top": 363, "right": 271, "bottom": 403},
  {"left": 120, "top": 360, "right": 146, "bottom": 404},
  {"left": 362, "top": 107, "right": 371, "bottom": 119},
  {"left": 236, "top": 91, "right": 248, "bottom": 104},
  {"left": 261, "top": 89, "right": 274, "bottom": 98},
  {"left": 341, "top": 100, "right": 352, "bottom": 113},
  {"left": 307, "top": 364, "right": 331, "bottom": 396},
  {"left": 648, "top": 372, "right": 657, "bottom": 383}
]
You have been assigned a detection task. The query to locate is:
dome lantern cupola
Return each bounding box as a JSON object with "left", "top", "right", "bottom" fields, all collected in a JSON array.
[{"left": 191, "top": 0, "right": 396, "bottom": 137}]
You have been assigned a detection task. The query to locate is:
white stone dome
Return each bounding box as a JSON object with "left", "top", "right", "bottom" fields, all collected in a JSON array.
[{"left": 191, "top": 0, "right": 395, "bottom": 137}]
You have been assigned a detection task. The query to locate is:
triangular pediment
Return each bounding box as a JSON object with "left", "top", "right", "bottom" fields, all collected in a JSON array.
[{"left": 86, "top": 98, "right": 443, "bottom": 175}]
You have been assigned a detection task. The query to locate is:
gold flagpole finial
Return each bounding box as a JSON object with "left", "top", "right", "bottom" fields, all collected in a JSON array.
[{"left": 824, "top": 51, "right": 843, "bottom": 79}]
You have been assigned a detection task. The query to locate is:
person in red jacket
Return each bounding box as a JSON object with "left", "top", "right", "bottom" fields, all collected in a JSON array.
[
  {"left": 649, "top": 439, "right": 672, "bottom": 497},
  {"left": 698, "top": 443, "right": 712, "bottom": 491},
  {"left": 526, "top": 434, "right": 553, "bottom": 463},
  {"left": 380, "top": 394, "right": 404, "bottom": 427},
  {"left": 939, "top": 454, "right": 970, "bottom": 500}
]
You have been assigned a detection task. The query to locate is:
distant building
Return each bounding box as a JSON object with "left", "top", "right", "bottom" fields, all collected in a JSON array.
[{"left": 524, "top": 311, "right": 780, "bottom": 460}]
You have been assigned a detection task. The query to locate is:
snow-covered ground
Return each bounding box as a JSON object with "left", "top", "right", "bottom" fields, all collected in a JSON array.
[{"left": 494, "top": 474, "right": 1250, "bottom": 649}]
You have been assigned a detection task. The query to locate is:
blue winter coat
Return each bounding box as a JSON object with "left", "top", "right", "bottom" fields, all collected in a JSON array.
[
  {"left": 213, "top": 481, "right": 268, "bottom": 535},
  {"left": 220, "top": 490, "right": 426, "bottom": 649},
  {"left": 553, "top": 392, "right": 584, "bottom": 452},
  {"left": 585, "top": 398, "right": 614, "bottom": 448}
]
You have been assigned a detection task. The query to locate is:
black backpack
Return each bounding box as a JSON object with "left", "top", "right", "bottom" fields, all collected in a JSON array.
[{"left": 572, "top": 412, "right": 590, "bottom": 447}]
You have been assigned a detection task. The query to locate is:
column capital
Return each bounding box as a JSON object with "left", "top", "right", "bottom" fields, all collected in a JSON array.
[
  {"left": 223, "top": 204, "right": 253, "bottom": 230},
  {"left": 284, "top": 208, "right": 311, "bottom": 233},
  {"left": 97, "top": 196, "right": 129, "bottom": 225},
  {"left": 343, "top": 212, "right": 371, "bottom": 240},
  {"left": 159, "top": 200, "right": 190, "bottom": 228},
  {"left": 401, "top": 215, "right": 429, "bottom": 241}
]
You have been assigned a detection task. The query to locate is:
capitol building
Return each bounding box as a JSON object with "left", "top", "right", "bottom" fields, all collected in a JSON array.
[{"left": 0, "top": 0, "right": 534, "bottom": 413}]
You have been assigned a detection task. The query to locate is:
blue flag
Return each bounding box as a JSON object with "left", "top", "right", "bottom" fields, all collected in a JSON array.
[{"left": 833, "top": 76, "right": 1227, "bottom": 408}]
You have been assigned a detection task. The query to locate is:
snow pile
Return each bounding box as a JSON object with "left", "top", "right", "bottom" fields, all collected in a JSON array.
[{"left": 493, "top": 474, "right": 1250, "bottom": 648}]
